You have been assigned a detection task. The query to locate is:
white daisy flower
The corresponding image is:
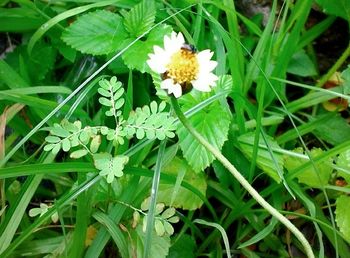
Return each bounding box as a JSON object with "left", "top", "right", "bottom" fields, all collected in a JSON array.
[{"left": 147, "top": 32, "right": 218, "bottom": 98}]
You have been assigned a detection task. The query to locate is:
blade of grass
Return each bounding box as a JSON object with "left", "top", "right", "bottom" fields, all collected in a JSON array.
[
  {"left": 0, "top": 86, "right": 71, "bottom": 97},
  {"left": 0, "top": 60, "right": 28, "bottom": 89},
  {"left": 93, "top": 211, "right": 129, "bottom": 258},
  {"left": 194, "top": 219, "right": 231, "bottom": 258},
  {"left": 0, "top": 153, "right": 55, "bottom": 254},
  {"left": 143, "top": 140, "right": 166, "bottom": 258},
  {"left": 68, "top": 172, "right": 93, "bottom": 258},
  {"left": 0, "top": 175, "right": 101, "bottom": 258}
]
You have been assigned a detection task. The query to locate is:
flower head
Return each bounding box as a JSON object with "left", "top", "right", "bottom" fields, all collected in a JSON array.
[{"left": 147, "top": 32, "right": 218, "bottom": 98}]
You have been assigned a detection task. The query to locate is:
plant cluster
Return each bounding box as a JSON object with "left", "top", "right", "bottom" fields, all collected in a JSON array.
[{"left": 0, "top": 0, "right": 350, "bottom": 257}]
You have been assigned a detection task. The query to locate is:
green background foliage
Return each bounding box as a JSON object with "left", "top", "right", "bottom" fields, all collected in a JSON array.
[{"left": 0, "top": 0, "right": 350, "bottom": 257}]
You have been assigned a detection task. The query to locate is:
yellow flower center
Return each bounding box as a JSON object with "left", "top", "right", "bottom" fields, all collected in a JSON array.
[{"left": 166, "top": 49, "right": 199, "bottom": 84}]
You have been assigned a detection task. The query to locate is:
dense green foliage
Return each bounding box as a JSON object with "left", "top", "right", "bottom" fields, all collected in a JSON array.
[{"left": 0, "top": 0, "right": 350, "bottom": 257}]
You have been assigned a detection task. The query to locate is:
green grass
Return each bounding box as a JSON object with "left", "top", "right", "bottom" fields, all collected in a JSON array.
[{"left": 1, "top": 0, "right": 350, "bottom": 257}]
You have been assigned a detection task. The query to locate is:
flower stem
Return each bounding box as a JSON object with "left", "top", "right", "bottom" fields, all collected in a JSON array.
[{"left": 170, "top": 97, "right": 315, "bottom": 258}]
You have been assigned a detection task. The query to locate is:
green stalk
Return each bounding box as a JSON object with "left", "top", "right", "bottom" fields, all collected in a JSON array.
[
  {"left": 170, "top": 97, "right": 315, "bottom": 258},
  {"left": 316, "top": 41, "right": 350, "bottom": 87}
]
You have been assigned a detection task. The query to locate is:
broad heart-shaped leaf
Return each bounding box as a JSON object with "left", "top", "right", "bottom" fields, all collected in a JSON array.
[
  {"left": 62, "top": 10, "right": 128, "bottom": 55},
  {"left": 157, "top": 157, "right": 207, "bottom": 210},
  {"left": 238, "top": 132, "right": 283, "bottom": 183},
  {"left": 177, "top": 92, "right": 231, "bottom": 172},
  {"left": 122, "top": 0, "right": 155, "bottom": 38},
  {"left": 122, "top": 24, "right": 172, "bottom": 73},
  {"left": 316, "top": 0, "right": 350, "bottom": 22},
  {"left": 284, "top": 148, "right": 332, "bottom": 188},
  {"left": 336, "top": 195, "right": 350, "bottom": 243}
]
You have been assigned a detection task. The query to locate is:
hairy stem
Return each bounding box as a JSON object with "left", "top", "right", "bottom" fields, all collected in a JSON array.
[{"left": 170, "top": 96, "right": 314, "bottom": 258}]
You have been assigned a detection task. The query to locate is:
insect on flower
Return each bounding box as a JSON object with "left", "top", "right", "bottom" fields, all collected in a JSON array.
[{"left": 147, "top": 32, "right": 218, "bottom": 98}]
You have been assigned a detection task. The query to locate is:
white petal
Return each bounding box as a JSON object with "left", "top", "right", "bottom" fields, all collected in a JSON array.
[
  {"left": 192, "top": 79, "right": 212, "bottom": 92},
  {"left": 207, "top": 73, "right": 219, "bottom": 86},
  {"left": 147, "top": 54, "right": 167, "bottom": 73},
  {"left": 192, "top": 72, "right": 218, "bottom": 92},
  {"left": 160, "top": 78, "right": 174, "bottom": 90},
  {"left": 176, "top": 32, "right": 185, "bottom": 46},
  {"left": 197, "top": 50, "right": 214, "bottom": 62},
  {"left": 172, "top": 84, "right": 183, "bottom": 98},
  {"left": 164, "top": 32, "right": 184, "bottom": 55},
  {"left": 153, "top": 45, "right": 165, "bottom": 56},
  {"left": 199, "top": 60, "right": 217, "bottom": 73},
  {"left": 160, "top": 79, "right": 182, "bottom": 97}
]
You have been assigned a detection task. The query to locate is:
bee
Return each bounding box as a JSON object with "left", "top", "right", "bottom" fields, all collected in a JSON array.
[{"left": 181, "top": 44, "right": 197, "bottom": 53}]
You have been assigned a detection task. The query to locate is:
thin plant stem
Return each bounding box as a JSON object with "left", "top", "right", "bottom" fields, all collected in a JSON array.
[
  {"left": 170, "top": 97, "right": 315, "bottom": 258},
  {"left": 316, "top": 41, "right": 350, "bottom": 87}
]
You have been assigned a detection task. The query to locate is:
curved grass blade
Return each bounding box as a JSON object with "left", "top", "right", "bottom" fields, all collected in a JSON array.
[{"left": 194, "top": 219, "right": 231, "bottom": 258}]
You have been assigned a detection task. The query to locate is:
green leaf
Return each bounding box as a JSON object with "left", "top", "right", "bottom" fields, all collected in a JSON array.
[
  {"left": 284, "top": 148, "right": 332, "bottom": 188},
  {"left": 62, "top": 138, "right": 71, "bottom": 152},
  {"left": 126, "top": 101, "right": 176, "bottom": 140},
  {"left": 177, "top": 94, "right": 231, "bottom": 172},
  {"left": 28, "top": 203, "right": 48, "bottom": 218},
  {"left": 155, "top": 203, "right": 165, "bottom": 215},
  {"left": 50, "top": 124, "right": 70, "bottom": 138},
  {"left": 122, "top": 24, "right": 172, "bottom": 73},
  {"left": 79, "top": 130, "right": 90, "bottom": 144},
  {"left": 97, "top": 88, "right": 110, "bottom": 97},
  {"left": 93, "top": 153, "right": 129, "bottom": 183},
  {"left": 315, "top": 0, "right": 350, "bottom": 21},
  {"left": 5, "top": 41, "right": 56, "bottom": 83},
  {"left": 163, "top": 221, "right": 174, "bottom": 235},
  {"left": 167, "top": 216, "right": 180, "bottom": 223},
  {"left": 90, "top": 135, "right": 101, "bottom": 154},
  {"left": 168, "top": 234, "right": 196, "bottom": 258},
  {"left": 157, "top": 157, "right": 207, "bottom": 210},
  {"left": 336, "top": 149, "right": 350, "bottom": 183},
  {"left": 99, "top": 97, "right": 112, "bottom": 107},
  {"left": 154, "top": 219, "right": 165, "bottom": 236},
  {"left": 238, "top": 132, "right": 284, "bottom": 183},
  {"left": 62, "top": 10, "right": 128, "bottom": 55},
  {"left": 122, "top": 0, "right": 155, "bottom": 38},
  {"left": 114, "top": 98, "right": 125, "bottom": 110},
  {"left": 52, "top": 143, "right": 61, "bottom": 155},
  {"left": 314, "top": 114, "right": 350, "bottom": 145},
  {"left": 336, "top": 195, "right": 350, "bottom": 243},
  {"left": 45, "top": 136, "right": 61, "bottom": 143},
  {"left": 287, "top": 50, "right": 317, "bottom": 77},
  {"left": 70, "top": 149, "right": 88, "bottom": 159},
  {"left": 161, "top": 208, "right": 175, "bottom": 219},
  {"left": 341, "top": 65, "right": 350, "bottom": 95},
  {"left": 43, "top": 144, "right": 55, "bottom": 152},
  {"left": 28, "top": 207, "right": 42, "bottom": 217},
  {"left": 130, "top": 225, "right": 171, "bottom": 258}
]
